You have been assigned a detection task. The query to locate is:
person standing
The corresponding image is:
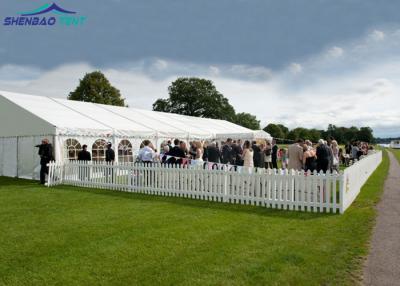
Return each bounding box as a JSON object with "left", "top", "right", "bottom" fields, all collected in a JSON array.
[
  {"left": 316, "top": 139, "right": 330, "bottom": 173},
  {"left": 166, "top": 138, "right": 185, "bottom": 164},
  {"left": 345, "top": 142, "right": 352, "bottom": 157},
  {"left": 271, "top": 139, "right": 278, "bottom": 169},
  {"left": 302, "top": 144, "right": 317, "bottom": 172},
  {"left": 231, "top": 140, "right": 242, "bottom": 165},
  {"left": 331, "top": 140, "right": 340, "bottom": 171},
  {"left": 242, "top": 140, "right": 254, "bottom": 168},
  {"left": 138, "top": 140, "right": 156, "bottom": 185},
  {"left": 191, "top": 141, "right": 204, "bottom": 165},
  {"left": 287, "top": 139, "right": 304, "bottom": 171},
  {"left": 36, "top": 138, "right": 54, "bottom": 185},
  {"left": 206, "top": 142, "right": 221, "bottom": 163},
  {"left": 138, "top": 140, "right": 155, "bottom": 163},
  {"left": 105, "top": 142, "right": 115, "bottom": 163},
  {"left": 160, "top": 145, "right": 170, "bottom": 163},
  {"left": 252, "top": 141, "right": 264, "bottom": 168},
  {"left": 264, "top": 141, "right": 273, "bottom": 169},
  {"left": 77, "top": 144, "right": 91, "bottom": 181},
  {"left": 189, "top": 142, "right": 197, "bottom": 159},
  {"left": 78, "top": 144, "right": 91, "bottom": 161},
  {"left": 167, "top": 140, "right": 172, "bottom": 152},
  {"left": 281, "top": 148, "right": 288, "bottom": 169},
  {"left": 221, "top": 138, "right": 234, "bottom": 164},
  {"left": 326, "top": 139, "right": 334, "bottom": 172},
  {"left": 351, "top": 142, "right": 359, "bottom": 161},
  {"left": 105, "top": 142, "right": 115, "bottom": 182},
  {"left": 202, "top": 141, "right": 209, "bottom": 161},
  {"left": 234, "top": 139, "right": 244, "bottom": 166}
]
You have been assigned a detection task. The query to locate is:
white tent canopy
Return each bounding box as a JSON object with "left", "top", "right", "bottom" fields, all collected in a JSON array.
[
  {"left": 0, "top": 90, "right": 272, "bottom": 179},
  {"left": 0, "top": 90, "right": 263, "bottom": 139},
  {"left": 251, "top": 130, "right": 273, "bottom": 140},
  {"left": 216, "top": 130, "right": 273, "bottom": 141}
]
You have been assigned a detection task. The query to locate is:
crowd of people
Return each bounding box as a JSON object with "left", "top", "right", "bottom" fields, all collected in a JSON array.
[
  {"left": 285, "top": 138, "right": 373, "bottom": 173},
  {"left": 36, "top": 137, "right": 374, "bottom": 185},
  {"left": 135, "top": 137, "right": 373, "bottom": 173},
  {"left": 135, "top": 138, "right": 280, "bottom": 169}
]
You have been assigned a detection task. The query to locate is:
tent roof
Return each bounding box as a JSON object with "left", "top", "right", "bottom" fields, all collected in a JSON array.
[
  {"left": 216, "top": 130, "right": 272, "bottom": 140},
  {"left": 0, "top": 90, "right": 271, "bottom": 140}
]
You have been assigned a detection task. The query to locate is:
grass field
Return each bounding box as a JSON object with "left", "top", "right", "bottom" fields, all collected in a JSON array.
[
  {"left": 0, "top": 151, "right": 389, "bottom": 285},
  {"left": 391, "top": 148, "right": 400, "bottom": 164}
]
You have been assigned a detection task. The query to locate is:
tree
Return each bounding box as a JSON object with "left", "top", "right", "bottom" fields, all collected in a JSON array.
[
  {"left": 307, "top": 128, "right": 322, "bottom": 143},
  {"left": 277, "top": 124, "right": 289, "bottom": 138},
  {"left": 343, "top": 126, "right": 359, "bottom": 143},
  {"left": 68, "top": 71, "right": 126, "bottom": 106},
  {"left": 287, "top": 127, "right": 311, "bottom": 141},
  {"left": 263, "top": 123, "right": 285, "bottom": 139},
  {"left": 153, "top": 77, "right": 236, "bottom": 121},
  {"left": 234, "top": 112, "right": 260, "bottom": 130},
  {"left": 356, "top": 127, "right": 374, "bottom": 143}
]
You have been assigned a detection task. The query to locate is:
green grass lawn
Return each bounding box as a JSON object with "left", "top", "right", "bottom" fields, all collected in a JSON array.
[
  {"left": 391, "top": 148, "right": 400, "bottom": 164},
  {"left": 0, "top": 151, "right": 389, "bottom": 286}
]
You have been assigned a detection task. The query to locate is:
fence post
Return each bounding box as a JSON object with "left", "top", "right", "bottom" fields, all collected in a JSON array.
[
  {"left": 47, "top": 162, "right": 52, "bottom": 187},
  {"left": 223, "top": 168, "right": 228, "bottom": 203},
  {"left": 339, "top": 172, "right": 345, "bottom": 214}
]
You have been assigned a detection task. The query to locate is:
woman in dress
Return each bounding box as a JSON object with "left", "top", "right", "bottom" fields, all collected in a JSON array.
[
  {"left": 302, "top": 144, "right": 316, "bottom": 172},
  {"left": 264, "top": 141, "right": 273, "bottom": 169},
  {"left": 281, "top": 148, "right": 288, "bottom": 169},
  {"left": 191, "top": 141, "right": 204, "bottom": 165},
  {"left": 331, "top": 140, "right": 339, "bottom": 171},
  {"left": 242, "top": 140, "right": 254, "bottom": 168}
]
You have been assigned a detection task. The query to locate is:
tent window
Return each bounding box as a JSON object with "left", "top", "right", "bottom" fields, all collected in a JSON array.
[
  {"left": 118, "top": 139, "right": 133, "bottom": 163},
  {"left": 92, "top": 139, "right": 107, "bottom": 162},
  {"left": 65, "top": 139, "right": 82, "bottom": 160}
]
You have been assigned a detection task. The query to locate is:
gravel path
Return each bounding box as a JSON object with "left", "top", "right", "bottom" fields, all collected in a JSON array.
[{"left": 363, "top": 151, "right": 400, "bottom": 286}]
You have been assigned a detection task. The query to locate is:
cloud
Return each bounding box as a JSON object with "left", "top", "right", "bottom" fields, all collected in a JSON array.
[
  {"left": 1, "top": 27, "right": 400, "bottom": 137},
  {"left": 369, "top": 30, "right": 385, "bottom": 41},
  {"left": 209, "top": 66, "right": 220, "bottom": 76},
  {"left": 0, "top": 65, "right": 42, "bottom": 81},
  {"left": 152, "top": 59, "right": 168, "bottom": 71},
  {"left": 227, "top": 65, "right": 272, "bottom": 80},
  {"left": 327, "top": 46, "right": 344, "bottom": 58},
  {"left": 289, "top": 63, "right": 303, "bottom": 74}
]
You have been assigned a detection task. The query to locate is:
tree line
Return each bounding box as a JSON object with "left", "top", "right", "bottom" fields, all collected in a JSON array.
[
  {"left": 263, "top": 124, "right": 374, "bottom": 144},
  {"left": 67, "top": 71, "right": 375, "bottom": 144}
]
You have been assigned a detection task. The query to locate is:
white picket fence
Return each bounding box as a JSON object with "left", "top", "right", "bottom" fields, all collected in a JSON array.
[
  {"left": 342, "top": 151, "right": 382, "bottom": 210},
  {"left": 47, "top": 151, "right": 382, "bottom": 214}
]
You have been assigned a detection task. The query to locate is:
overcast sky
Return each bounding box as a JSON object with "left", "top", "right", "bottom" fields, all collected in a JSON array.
[{"left": 1, "top": 0, "right": 399, "bottom": 137}]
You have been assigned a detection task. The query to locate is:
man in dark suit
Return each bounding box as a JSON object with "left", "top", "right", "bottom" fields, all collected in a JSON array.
[
  {"left": 105, "top": 142, "right": 115, "bottom": 163},
  {"left": 105, "top": 142, "right": 115, "bottom": 182},
  {"left": 166, "top": 139, "right": 185, "bottom": 164},
  {"left": 316, "top": 139, "right": 330, "bottom": 173},
  {"left": 167, "top": 140, "right": 172, "bottom": 152},
  {"left": 234, "top": 139, "right": 243, "bottom": 166},
  {"left": 221, "top": 138, "right": 234, "bottom": 164},
  {"left": 252, "top": 141, "right": 264, "bottom": 168},
  {"left": 36, "top": 138, "right": 54, "bottom": 185},
  {"left": 78, "top": 144, "right": 91, "bottom": 161},
  {"left": 206, "top": 142, "right": 221, "bottom": 163},
  {"left": 77, "top": 144, "right": 91, "bottom": 181},
  {"left": 231, "top": 140, "right": 242, "bottom": 165},
  {"left": 271, "top": 139, "right": 279, "bottom": 169}
]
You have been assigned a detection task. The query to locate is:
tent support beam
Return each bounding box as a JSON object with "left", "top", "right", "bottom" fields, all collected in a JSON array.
[{"left": 16, "top": 136, "right": 19, "bottom": 178}]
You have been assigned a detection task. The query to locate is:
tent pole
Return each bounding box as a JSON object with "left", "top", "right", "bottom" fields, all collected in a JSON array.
[
  {"left": 16, "top": 136, "right": 19, "bottom": 178},
  {"left": 112, "top": 129, "right": 117, "bottom": 163},
  {"left": 53, "top": 135, "right": 56, "bottom": 161},
  {"left": 156, "top": 132, "right": 159, "bottom": 152}
]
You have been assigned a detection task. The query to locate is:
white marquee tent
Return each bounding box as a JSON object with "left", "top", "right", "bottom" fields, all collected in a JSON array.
[{"left": 0, "top": 90, "right": 272, "bottom": 179}]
